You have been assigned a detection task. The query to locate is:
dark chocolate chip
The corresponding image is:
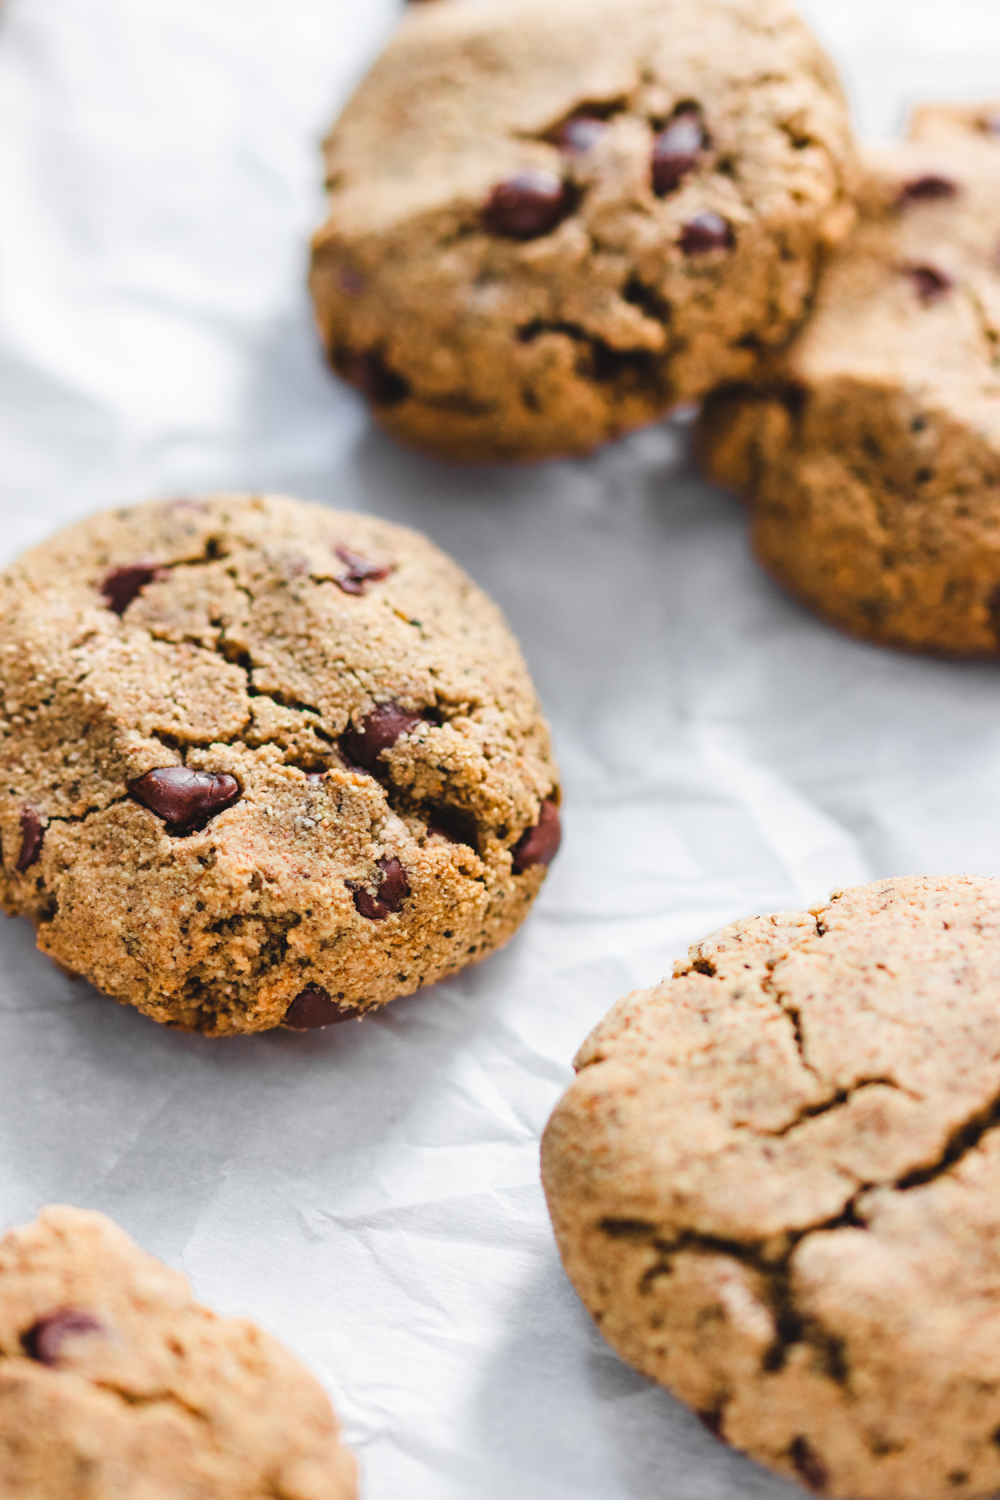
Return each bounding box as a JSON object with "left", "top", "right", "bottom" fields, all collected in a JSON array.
[
  {"left": 426, "top": 806, "right": 477, "bottom": 848},
  {"left": 127, "top": 767, "right": 240, "bottom": 834},
  {"left": 899, "top": 175, "right": 958, "bottom": 203},
  {"left": 333, "top": 544, "right": 393, "bottom": 597},
  {"left": 697, "top": 1408, "right": 725, "bottom": 1438},
  {"left": 16, "top": 804, "right": 44, "bottom": 872},
  {"left": 679, "top": 212, "right": 733, "bottom": 254},
  {"left": 907, "top": 264, "right": 953, "bottom": 304},
  {"left": 100, "top": 564, "right": 166, "bottom": 615},
  {"left": 352, "top": 856, "right": 410, "bottom": 921},
  {"left": 338, "top": 267, "right": 366, "bottom": 295},
  {"left": 511, "top": 799, "right": 562, "bottom": 873},
  {"left": 349, "top": 350, "right": 409, "bottom": 407},
  {"left": 340, "top": 703, "right": 421, "bottom": 775},
  {"left": 484, "top": 170, "right": 571, "bottom": 240},
  {"left": 790, "top": 1436, "right": 829, "bottom": 1494},
  {"left": 23, "top": 1309, "right": 106, "bottom": 1365},
  {"left": 559, "top": 116, "right": 609, "bottom": 154},
  {"left": 652, "top": 109, "right": 705, "bottom": 196},
  {"left": 284, "top": 985, "right": 357, "bottom": 1029}
]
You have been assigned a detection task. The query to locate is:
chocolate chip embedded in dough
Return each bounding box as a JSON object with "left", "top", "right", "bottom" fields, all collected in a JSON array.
[
  {"left": 348, "top": 350, "right": 409, "bottom": 407},
  {"left": 100, "top": 563, "right": 166, "bottom": 615},
  {"left": 899, "top": 175, "right": 958, "bottom": 204},
  {"left": 284, "top": 986, "right": 357, "bottom": 1029},
  {"left": 340, "top": 703, "right": 422, "bottom": 774},
  {"left": 791, "top": 1436, "right": 830, "bottom": 1494},
  {"left": 907, "top": 264, "right": 953, "bottom": 304},
  {"left": 484, "top": 170, "right": 572, "bottom": 240},
  {"left": 559, "top": 116, "right": 609, "bottom": 155},
  {"left": 511, "top": 799, "right": 562, "bottom": 872},
  {"left": 16, "top": 803, "right": 44, "bottom": 872},
  {"left": 652, "top": 109, "right": 705, "bottom": 196},
  {"left": 127, "top": 767, "right": 240, "bottom": 834},
  {"left": 351, "top": 857, "right": 410, "bottom": 920},
  {"left": 23, "top": 1309, "right": 107, "bottom": 1366},
  {"left": 332, "top": 544, "right": 393, "bottom": 597},
  {"left": 679, "top": 212, "right": 733, "bottom": 254}
]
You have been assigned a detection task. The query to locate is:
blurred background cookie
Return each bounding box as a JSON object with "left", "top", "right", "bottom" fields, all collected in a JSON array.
[
  {"left": 311, "top": 0, "right": 856, "bottom": 463},
  {"left": 0, "top": 493, "right": 560, "bottom": 1034},
  {"left": 543, "top": 874, "right": 1000, "bottom": 1500},
  {"left": 0, "top": 1204, "right": 356, "bottom": 1498},
  {"left": 698, "top": 102, "right": 1000, "bottom": 656}
]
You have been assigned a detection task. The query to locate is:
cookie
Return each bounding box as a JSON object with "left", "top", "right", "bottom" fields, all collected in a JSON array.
[
  {"left": 0, "top": 1205, "right": 356, "bottom": 1499},
  {"left": 310, "top": 0, "right": 855, "bottom": 463},
  {"left": 0, "top": 493, "right": 561, "bottom": 1034},
  {"left": 698, "top": 104, "right": 1000, "bottom": 656},
  {"left": 542, "top": 874, "right": 1000, "bottom": 1500}
]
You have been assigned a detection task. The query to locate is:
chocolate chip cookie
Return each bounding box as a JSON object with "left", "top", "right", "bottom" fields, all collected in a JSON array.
[
  {"left": 698, "top": 103, "right": 1000, "bottom": 656},
  {"left": 542, "top": 875, "right": 1000, "bottom": 1500},
  {"left": 0, "top": 1205, "right": 356, "bottom": 1499},
  {"left": 0, "top": 493, "right": 561, "bottom": 1034},
  {"left": 310, "top": 0, "right": 855, "bottom": 463}
]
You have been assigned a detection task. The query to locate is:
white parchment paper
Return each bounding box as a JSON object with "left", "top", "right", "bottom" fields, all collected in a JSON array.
[{"left": 0, "top": 1, "right": 999, "bottom": 1495}]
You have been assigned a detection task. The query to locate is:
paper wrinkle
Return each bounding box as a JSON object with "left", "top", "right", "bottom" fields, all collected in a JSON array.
[{"left": 0, "top": 1, "right": 998, "bottom": 1496}]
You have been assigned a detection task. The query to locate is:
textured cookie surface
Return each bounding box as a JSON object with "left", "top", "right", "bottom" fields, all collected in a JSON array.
[
  {"left": 0, "top": 1205, "right": 355, "bottom": 1499},
  {"left": 0, "top": 493, "right": 560, "bottom": 1034},
  {"left": 311, "top": 0, "right": 854, "bottom": 463},
  {"left": 543, "top": 875, "right": 1000, "bottom": 1500},
  {"left": 698, "top": 103, "right": 1000, "bottom": 656}
]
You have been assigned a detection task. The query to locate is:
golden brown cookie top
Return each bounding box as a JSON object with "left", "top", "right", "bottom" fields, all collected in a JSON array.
[
  {"left": 543, "top": 875, "right": 1000, "bottom": 1499},
  {"left": 0, "top": 494, "right": 559, "bottom": 1033},
  {"left": 311, "top": 0, "right": 855, "bottom": 461},
  {"left": 0, "top": 1205, "right": 356, "bottom": 1499}
]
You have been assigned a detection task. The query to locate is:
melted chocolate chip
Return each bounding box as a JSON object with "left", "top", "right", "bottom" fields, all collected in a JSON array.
[
  {"left": 101, "top": 564, "right": 166, "bottom": 615},
  {"left": 23, "top": 1309, "right": 106, "bottom": 1365},
  {"left": 652, "top": 109, "right": 705, "bottom": 196},
  {"left": 351, "top": 857, "right": 410, "bottom": 921},
  {"left": 511, "top": 799, "right": 562, "bottom": 873},
  {"left": 697, "top": 1409, "right": 725, "bottom": 1438},
  {"left": 426, "top": 806, "right": 477, "bottom": 848},
  {"left": 333, "top": 545, "right": 393, "bottom": 597},
  {"left": 907, "top": 264, "right": 953, "bottom": 304},
  {"left": 899, "top": 175, "right": 958, "bottom": 203},
  {"left": 790, "top": 1436, "right": 829, "bottom": 1494},
  {"left": 349, "top": 350, "right": 409, "bottom": 407},
  {"left": 484, "top": 170, "right": 572, "bottom": 240},
  {"left": 679, "top": 212, "right": 733, "bottom": 254},
  {"left": 127, "top": 767, "right": 240, "bottom": 834},
  {"left": 284, "top": 985, "right": 356, "bottom": 1029},
  {"left": 559, "top": 116, "right": 609, "bottom": 154},
  {"left": 16, "top": 804, "right": 43, "bottom": 872},
  {"left": 340, "top": 703, "right": 422, "bottom": 775}
]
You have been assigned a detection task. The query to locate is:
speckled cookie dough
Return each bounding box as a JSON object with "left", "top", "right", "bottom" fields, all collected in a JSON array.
[
  {"left": 0, "top": 493, "right": 561, "bottom": 1034},
  {"left": 698, "top": 103, "right": 1000, "bottom": 656},
  {"left": 542, "top": 875, "right": 1000, "bottom": 1500},
  {"left": 0, "top": 1205, "right": 356, "bottom": 1499},
  {"left": 310, "top": 0, "right": 855, "bottom": 463}
]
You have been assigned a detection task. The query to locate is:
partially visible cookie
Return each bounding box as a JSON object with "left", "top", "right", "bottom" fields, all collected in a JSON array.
[
  {"left": 542, "top": 875, "right": 1000, "bottom": 1500},
  {"left": 310, "top": 0, "right": 855, "bottom": 463},
  {"left": 0, "top": 1205, "right": 356, "bottom": 1498},
  {"left": 0, "top": 493, "right": 560, "bottom": 1034},
  {"left": 698, "top": 103, "right": 1000, "bottom": 656}
]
